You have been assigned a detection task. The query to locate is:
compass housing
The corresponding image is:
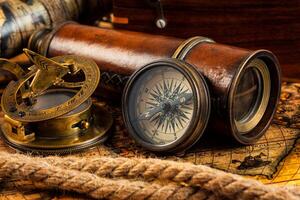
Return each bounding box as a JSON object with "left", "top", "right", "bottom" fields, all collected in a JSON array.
[{"left": 122, "top": 59, "right": 211, "bottom": 152}]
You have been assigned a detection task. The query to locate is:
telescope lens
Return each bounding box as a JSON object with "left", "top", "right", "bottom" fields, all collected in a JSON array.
[
  {"left": 233, "top": 59, "right": 270, "bottom": 134},
  {"left": 234, "top": 68, "right": 261, "bottom": 121}
]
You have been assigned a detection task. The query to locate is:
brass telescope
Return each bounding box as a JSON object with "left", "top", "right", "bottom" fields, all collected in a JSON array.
[{"left": 28, "top": 22, "right": 281, "bottom": 151}]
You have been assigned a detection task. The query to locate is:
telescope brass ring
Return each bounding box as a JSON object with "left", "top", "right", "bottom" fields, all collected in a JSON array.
[
  {"left": 233, "top": 59, "right": 271, "bottom": 133},
  {"left": 173, "top": 36, "right": 215, "bottom": 59}
]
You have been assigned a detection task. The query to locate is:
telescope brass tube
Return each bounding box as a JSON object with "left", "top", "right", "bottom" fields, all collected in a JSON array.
[
  {"left": 28, "top": 22, "right": 281, "bottom": 144},
  {"left": 0, "top": 0, "right": 83, "bottom": 58}
]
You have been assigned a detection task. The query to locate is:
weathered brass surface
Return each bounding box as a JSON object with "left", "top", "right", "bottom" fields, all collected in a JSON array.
[
  {"left": 0, "top": 102, "right": 113, "bottom": 154},
  {"left": 0, "top": 49, "right": 112, "bottom": 154},
  {"left": 234, "top": 58, "right": 271, "bottom": 133},
  {"left": 122, "top": 59, "right": 211, "bottom": 153},
  {"left": 1, "top": 49, "right": 100, "bottom": 122},
  {"left": 0, "top": 59, "right": 25, "bottom": 79}
]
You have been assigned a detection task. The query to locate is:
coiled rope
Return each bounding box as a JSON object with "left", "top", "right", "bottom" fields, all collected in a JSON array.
[{"left": 0, "top": 152, "right": 299, "bottom": 200}]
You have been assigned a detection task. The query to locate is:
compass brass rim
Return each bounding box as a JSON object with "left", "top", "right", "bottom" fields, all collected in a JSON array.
[
  {"left": 0, "top": 104, "right": 113, "bottom": 155},
  {"left": 122, "top": 59, "right": 211, "bottom": 153},
  {"left": 1, "top": 55, "right": 100, "bottom": 122}
]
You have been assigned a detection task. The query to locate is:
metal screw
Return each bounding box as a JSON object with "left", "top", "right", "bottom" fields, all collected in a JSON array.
[
  {"left": 80, "top": 120, "right": 90, "bottom": 130},
  {"left": 18, "top": 111, "right": 26, "bottom": 117},
  {"left": 156, "top": 18, "right": 167, "bottom": 29}
]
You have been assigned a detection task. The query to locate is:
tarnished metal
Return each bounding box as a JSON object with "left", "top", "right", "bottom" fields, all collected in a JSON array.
[
  {"left": 27, "top": 23, "right": 281, "bottom": 147},
  {"left": 122, "top": 59, "right": 211, "bottom": 153},
  {"left": 0, "top": 59, "right": 25, "bottom": 79},
  {"left": 0, "top": 0, "right": 83, "bottom": 58},
  {"left": 0, "top": 49, "right": 112, "bottom": 154},
  {"left": 233, "top": 59, "right": 271, "bottom": 133},
  {"left": 1, "top": 50, "right": 100, "bottom": 122}
]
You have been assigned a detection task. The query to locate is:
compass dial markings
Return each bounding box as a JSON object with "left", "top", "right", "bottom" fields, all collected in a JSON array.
[
  {"left": 124, "top": 61, "right": 212, "bottom": 152},
  {"left": 131, "top": 66, "right": 195, "bottom": 144}
]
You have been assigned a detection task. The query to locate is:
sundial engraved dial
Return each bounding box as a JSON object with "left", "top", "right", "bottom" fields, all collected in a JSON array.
[
  {"left": 1, "top": 50, "right": 100, "bottom": 122},
  {"left": 0, "top": 49, "right": 112, "bottom": 154}
]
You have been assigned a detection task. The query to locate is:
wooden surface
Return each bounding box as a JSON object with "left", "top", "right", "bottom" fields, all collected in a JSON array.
[{"left": 111, "top": 0, "right": 300, "bottom": 81}]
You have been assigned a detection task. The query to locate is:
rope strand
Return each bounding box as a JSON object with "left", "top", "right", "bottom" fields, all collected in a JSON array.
[
  {"left": 0, "top": 152, "right": 214, "bottom": 200},
  {"left": 42, "top": 154, "right": 300, "bottom": 200},
  {"left": 0, "top": 152, "right": 299, "bottom": 200}
]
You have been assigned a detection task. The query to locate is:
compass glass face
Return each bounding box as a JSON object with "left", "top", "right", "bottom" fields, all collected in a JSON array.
[
  {"left": 31, "top": 90, "right": 90, "bottom": 116},
  {"left": 128, "top": 65, "right": 196, "bottom": 145}
]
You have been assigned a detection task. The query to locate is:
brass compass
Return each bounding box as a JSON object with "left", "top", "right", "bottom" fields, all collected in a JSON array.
[
  {"left": 0, "top": 49, "right": 112, "bottom": 154},
  {"left": 122, "top": 59, "right": 211, "bottom": 153}
]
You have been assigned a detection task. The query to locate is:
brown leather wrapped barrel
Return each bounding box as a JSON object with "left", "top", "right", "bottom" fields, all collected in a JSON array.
[
  {"left": 29, "top": 22, "right": 183, "bottom": 99},
  {"left": 28, "top": 22, "right": 281, "bottom": 145}
]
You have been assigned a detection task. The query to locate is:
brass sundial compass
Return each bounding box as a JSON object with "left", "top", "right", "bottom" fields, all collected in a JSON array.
[{"left": 0, "top": 49, "right": 112, "bottom": 154}]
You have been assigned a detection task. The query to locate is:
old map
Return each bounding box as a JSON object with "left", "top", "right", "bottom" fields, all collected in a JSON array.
[{"left": 0, "top": 82, "right": 299, "bottom": 199}]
